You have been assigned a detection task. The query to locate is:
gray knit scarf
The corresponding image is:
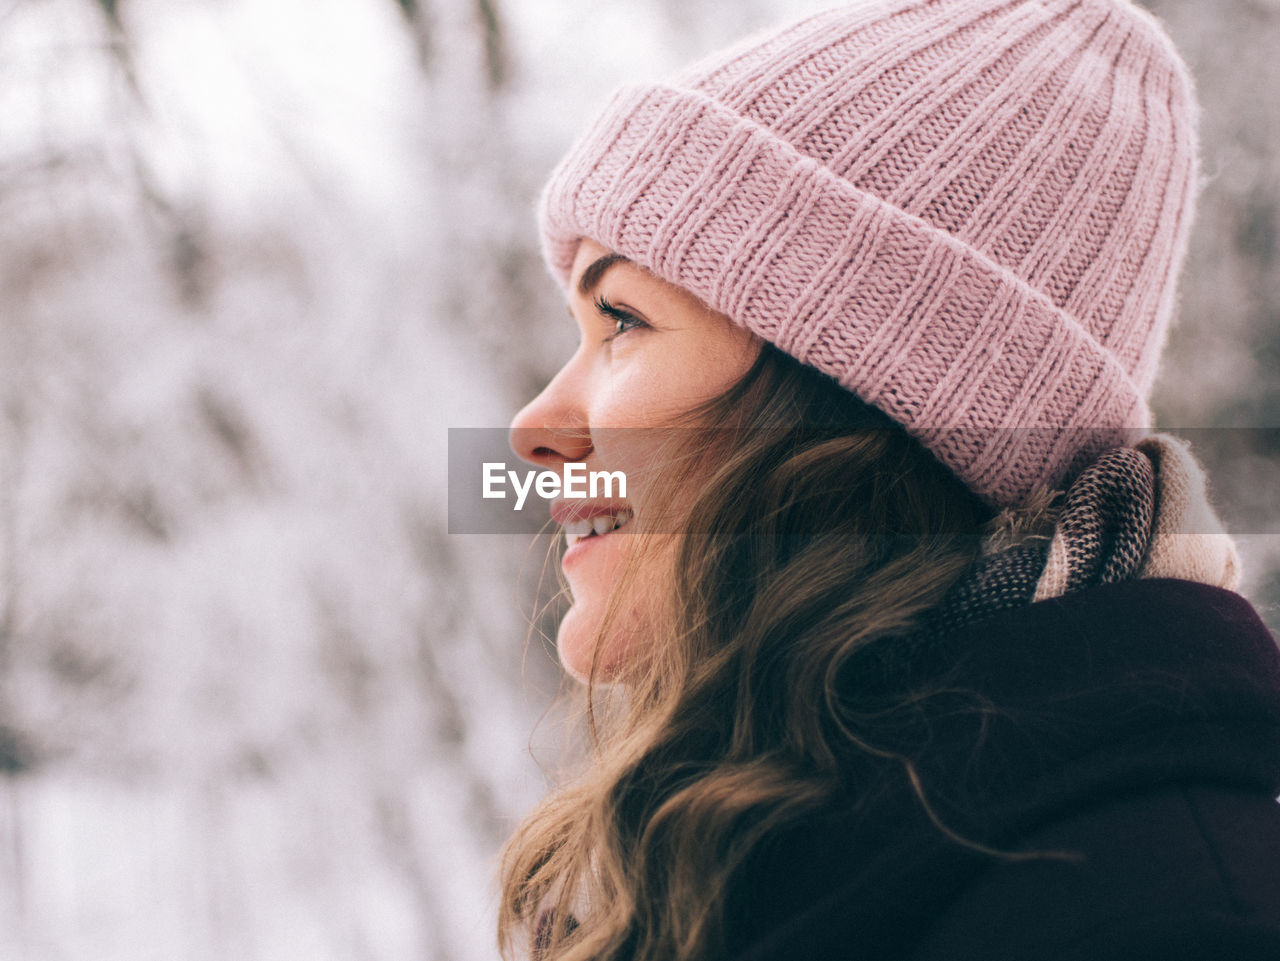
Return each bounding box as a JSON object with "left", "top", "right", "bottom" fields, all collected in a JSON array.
[{"left": 922, "top": 435, "right": 1240, "bottom": 640}]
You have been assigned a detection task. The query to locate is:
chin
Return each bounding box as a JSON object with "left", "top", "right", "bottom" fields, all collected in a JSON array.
[
  {"left": 556, "top": 606, "right": 598, "bottom": 684},
  {"left": 556, "top": 604, "right": 639, "bottom": 685}
]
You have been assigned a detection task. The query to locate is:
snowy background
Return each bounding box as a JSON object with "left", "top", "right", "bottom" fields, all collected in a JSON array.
[{"left": 0, "top": 1, "right": 1276, "bottom": 959}]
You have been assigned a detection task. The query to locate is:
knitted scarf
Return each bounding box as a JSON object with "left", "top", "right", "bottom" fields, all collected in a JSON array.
[{"left": 923, "top": 435, "right": 1241, "bottom": 640}]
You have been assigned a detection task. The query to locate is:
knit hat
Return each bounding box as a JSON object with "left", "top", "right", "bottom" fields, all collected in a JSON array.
[{"left": 538, "top": 0, "right": 1201, "bottom": 507}]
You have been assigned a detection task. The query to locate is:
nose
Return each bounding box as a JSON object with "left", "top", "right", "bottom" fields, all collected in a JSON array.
[{"left": 508, "top": 356, "right": 593, "bottom": 470}]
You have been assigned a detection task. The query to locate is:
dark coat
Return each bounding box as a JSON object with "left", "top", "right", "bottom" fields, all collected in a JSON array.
[{"left": 727, "top": 579, "right": 1280, "bottom": 961}]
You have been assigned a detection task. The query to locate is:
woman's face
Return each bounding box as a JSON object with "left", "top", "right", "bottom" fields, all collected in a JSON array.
[{"left": 510, "top": 238, "right": 760, "bottom": 683}]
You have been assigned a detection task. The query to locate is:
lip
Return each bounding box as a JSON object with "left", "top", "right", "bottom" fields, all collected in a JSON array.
[
  {"left": 562, "top": 529, "right": 611, "bottom": 568},
  {"left": 561, "top": 520, "right": 630, "bottom": 568},
  {"left": 550, "top": 499, "right": 632, "bottom": 526},
  {"left": 554, "top": 499, "right": 635, "bottom": 570}
]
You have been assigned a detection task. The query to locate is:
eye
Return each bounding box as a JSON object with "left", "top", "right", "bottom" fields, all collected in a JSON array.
[{"left": 594, "top": 295, "right": 648, "bottom": 342}]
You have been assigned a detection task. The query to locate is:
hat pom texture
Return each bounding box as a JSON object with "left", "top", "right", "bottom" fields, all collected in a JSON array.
[{"left": 539, "top": 0, "right": 1200, "bottom": 507}]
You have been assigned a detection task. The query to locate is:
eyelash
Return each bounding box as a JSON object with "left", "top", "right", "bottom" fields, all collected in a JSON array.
[{"left": 594, "top": 295, "right": 647, "bottom": 341}]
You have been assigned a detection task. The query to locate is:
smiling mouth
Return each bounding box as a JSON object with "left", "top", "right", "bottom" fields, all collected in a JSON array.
[{"left": 562, "top": 509, "right": 635, "bottom": 548}]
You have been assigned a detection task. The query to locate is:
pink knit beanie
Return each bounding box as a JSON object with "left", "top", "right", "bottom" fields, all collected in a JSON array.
[{"left": 538, "top": 0, "right": 1200, "bottom": 507}]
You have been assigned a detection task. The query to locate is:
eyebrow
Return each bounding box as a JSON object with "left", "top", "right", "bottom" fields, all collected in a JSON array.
[{"left": 577, "top": 253, "right": 631, "bottom": 296}]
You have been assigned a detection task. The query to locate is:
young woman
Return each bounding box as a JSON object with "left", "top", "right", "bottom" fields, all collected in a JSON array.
[{"left": 502, "top": 1, "right": 1280, "bottom": 958}]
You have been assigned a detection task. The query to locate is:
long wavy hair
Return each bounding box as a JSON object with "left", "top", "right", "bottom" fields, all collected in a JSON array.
[{"left": 499, "top": 343, "right": 993, "bottom": 961}]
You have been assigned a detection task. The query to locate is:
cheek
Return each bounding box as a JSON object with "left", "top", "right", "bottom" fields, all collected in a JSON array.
[
  {"left": 585, "top": 365, "right": 728, "bottom": 507},
  {"left": 585, "top": 362, "right": 661, "bottom": 425},
  {"left": 586, "top": 375, "right": 672, "bottom": 510}
]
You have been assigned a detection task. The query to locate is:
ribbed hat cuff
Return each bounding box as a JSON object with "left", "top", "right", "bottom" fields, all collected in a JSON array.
[{"left": 538, "top": 84, "right": 1151, "bottom": 506}]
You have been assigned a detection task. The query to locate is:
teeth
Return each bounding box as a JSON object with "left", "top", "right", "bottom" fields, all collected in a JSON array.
[
  {"left": 563, "top": 510, "right": 634, "bottom": 548},
  {"left": 564, "top": 520, "right": 593, "bottom": 547}
]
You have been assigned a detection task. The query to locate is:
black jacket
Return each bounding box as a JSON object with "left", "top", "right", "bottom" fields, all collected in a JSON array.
[{"left": 728, "top": 579, "right": 1280, "bottom": 960}]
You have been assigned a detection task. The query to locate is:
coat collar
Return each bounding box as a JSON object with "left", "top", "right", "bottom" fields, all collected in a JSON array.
[{"left": 730, "top": 579, "right": 1280, "bottom": 959}]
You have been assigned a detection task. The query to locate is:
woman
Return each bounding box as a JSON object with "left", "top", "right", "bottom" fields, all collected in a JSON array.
[{"left": 502, "top": 0, "right": 1280, "bottom": 958}]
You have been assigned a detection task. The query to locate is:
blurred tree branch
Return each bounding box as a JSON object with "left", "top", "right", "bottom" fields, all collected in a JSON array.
[{"left": 475, "top": 0, "right": 507, "bottom": 90}]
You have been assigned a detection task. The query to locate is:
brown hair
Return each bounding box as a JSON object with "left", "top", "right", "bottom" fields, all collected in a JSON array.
[{"left": 499, "top": 344, "right": 992, "bottom": 961}]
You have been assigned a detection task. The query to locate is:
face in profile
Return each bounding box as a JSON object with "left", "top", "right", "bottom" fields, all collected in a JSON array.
[{"left": 509, "top": 238, "right": 760, "bottom": 683}]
